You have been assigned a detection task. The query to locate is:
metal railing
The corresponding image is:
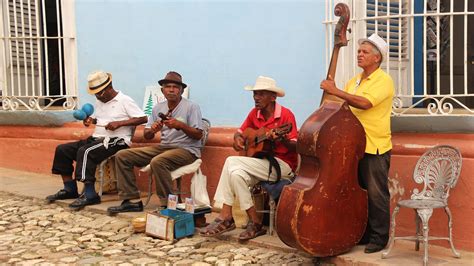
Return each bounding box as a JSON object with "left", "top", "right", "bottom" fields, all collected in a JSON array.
[
  {"left": 324, "top": 0, "right": 474, "bottom": 116},
  {"left": 0, "top": 0, "right": 77, "bottom": 111}
]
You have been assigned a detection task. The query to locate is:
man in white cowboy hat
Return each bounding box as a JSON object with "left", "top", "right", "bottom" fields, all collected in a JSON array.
[
  {"left": 46, "top": 70, "right": 147, "bottom": 211},
  {"left": 320, "top": 33, "right": 395, "bottom": 253},
  {"left": 107, "top": 71, "right": 204, "bottom": 214},
  {"left": 200, "top": 76, "right": 298, "bottom": 241}
]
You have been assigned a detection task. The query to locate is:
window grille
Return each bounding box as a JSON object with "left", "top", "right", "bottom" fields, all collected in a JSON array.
[
  {"left": 324, "top": 0, "right": 474, "bottom": 116},
  {"left": 0, "top": 0, "right": 77, "bottom": 111},
  {"left": 366, "top": 0, "right": 409, "bottom": 60}
]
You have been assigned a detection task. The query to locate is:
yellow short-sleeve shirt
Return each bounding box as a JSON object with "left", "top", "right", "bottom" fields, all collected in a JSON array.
[{"left": 344, "top": 68, "right": 394, "bottom": 155}]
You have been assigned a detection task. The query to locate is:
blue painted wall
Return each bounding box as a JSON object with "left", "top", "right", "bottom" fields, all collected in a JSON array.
[{"left": 75, "top": 0, "right": 326, "bottom": 126}]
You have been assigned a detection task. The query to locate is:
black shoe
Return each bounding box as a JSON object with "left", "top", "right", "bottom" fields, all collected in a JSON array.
[
  {"left": 69, "top": 194, "right": 101, "bottom": 211},
  {"left": 46, "top": 189, "right": 79, "bottom": 203},
  {"left": 107, "top": 200, "right": 144, "bottom": 215},
  {"left": 364, "top": 243, "right": 385, "bottom": 253}
]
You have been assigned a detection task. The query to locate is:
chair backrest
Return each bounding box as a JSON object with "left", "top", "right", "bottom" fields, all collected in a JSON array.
[
  {"left": 200, "top": 118, "right": 211, "bottom": 149},
  {"left": 411, "top": 145, "right": 462, "bottom": 203}
]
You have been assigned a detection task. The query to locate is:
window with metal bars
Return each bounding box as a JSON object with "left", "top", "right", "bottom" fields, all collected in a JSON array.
[
  {"left": 0, "top": 0, "right": 76, "bottom": 111},
  {"left": 7, "top": 0, "right": 40, "bottom": 70},
  {"left": 366, "top": 0, "right": 409, "bottom": 60}
]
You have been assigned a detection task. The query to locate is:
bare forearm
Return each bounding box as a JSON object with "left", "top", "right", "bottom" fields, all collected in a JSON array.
[
  {"left": 121, "top": 116, "right": 148, "bottom": 127},
  {"left": 330, "top": 89, "right": 372, "bottom": 110},
  {"left": 320, "top": 78, "right": 372, "bottom": 110},
  {"left": 180, "top": 125, "right": 203, "bottom": 140}
]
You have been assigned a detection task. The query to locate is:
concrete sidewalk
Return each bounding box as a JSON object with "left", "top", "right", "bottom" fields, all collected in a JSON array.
[{"left": 1, "top": 167, "right": 473, "bottom": 265}]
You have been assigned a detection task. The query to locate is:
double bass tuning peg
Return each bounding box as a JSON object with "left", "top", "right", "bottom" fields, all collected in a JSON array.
[{"left": 347, "top": 28, "right": 352, "bottom": 34}]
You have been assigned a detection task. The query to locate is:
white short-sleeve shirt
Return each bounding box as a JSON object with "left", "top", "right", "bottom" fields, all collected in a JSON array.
[{"left": 91, "top": 91, "right": 145, "bottom": 145}]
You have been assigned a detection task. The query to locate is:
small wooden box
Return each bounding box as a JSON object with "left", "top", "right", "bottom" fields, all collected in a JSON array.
[
  {"left": 145, "top": 212, "right": 174, "bottom": 241},
  {"left": 145, "top": 209, "right": 194, "bottom": 240}
]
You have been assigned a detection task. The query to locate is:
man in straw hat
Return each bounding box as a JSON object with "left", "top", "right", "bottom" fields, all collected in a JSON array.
[
  {"left": 320, "top": 33, "right": 395, "bottom": 253},
  {"left": 107, "top": 71, "right": 204, "bottom": 214},
  {"left": 46, "top": 70, "right": 147, "bottom": 211},
  {"left": 200, "top": 76, "right": 298, "bottom": 241}
]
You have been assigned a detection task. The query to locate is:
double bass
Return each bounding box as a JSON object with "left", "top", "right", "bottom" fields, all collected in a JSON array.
[{"left": 275, "top": 3, "right": 368, "bottom": 257}]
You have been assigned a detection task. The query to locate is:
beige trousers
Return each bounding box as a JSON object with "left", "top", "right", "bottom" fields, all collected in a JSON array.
[{"left": 213, "top": 156, "right": 293, "bottom": 211}]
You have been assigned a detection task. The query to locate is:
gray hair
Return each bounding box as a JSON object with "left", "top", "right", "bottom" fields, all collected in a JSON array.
[{"left": 361, "top": 41, "right": 382, "bottom": 65}]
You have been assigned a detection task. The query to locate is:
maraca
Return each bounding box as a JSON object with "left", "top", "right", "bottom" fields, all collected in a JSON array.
[
  {"left": 82, "top": 103, "right": 94, "bottom": 116},
  {"left": 73, "top": 109, "right": 87, "bottom": 120},
  {"left": 73, "top": 103, "right": 94, "bottom": 120}
]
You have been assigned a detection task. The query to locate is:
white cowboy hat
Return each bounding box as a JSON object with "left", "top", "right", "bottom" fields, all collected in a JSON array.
[
  {"left": 244, "top": 76, "right": 285, "bottom": 97},
  {"left": 358, "top": 33, "right": 388, "bottom": 62},
  {"left": 87, "top": 71, "right": 112, "bottom": 94}
]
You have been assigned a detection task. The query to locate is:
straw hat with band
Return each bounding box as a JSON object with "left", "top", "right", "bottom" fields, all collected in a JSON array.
[{"left": 87, "top": 71, "right": 112, "bottom": 95}]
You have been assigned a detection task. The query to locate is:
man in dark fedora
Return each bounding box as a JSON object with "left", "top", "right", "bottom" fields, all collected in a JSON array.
[
  {"left": 46, "top": 70, "right": 147, "bottom": 211},
  {"left": 108, "top": 71, "right": 204, "bottom": 214}
]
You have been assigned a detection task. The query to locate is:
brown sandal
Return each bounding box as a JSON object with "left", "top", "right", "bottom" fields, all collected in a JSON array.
[
  {"left": 239, "top": 221, "right": 266, "bottom": 241},
  {"left": 199, "top": 218, "right": 236, "bottom": 237}
]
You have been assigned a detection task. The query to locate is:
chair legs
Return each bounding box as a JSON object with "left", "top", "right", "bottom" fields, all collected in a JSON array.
[
  {"left": 144, "top": 173, "right": 184, "bottom": 207},
  {"left": 383, "top": 206, "right": 462, "bottom": 264},
  {"left": 444, "top": 206, "right": 461, "bottom": 258},
  {"left": 97, "top": 158, "right": 116, "bottom": 196},
  {"left": 268, "top": 198, "right": 276, "bottom": 235},
  {"left": 415, "top": 210, "right": 421, "bottom": 251},
  {"left": 145, "top": 173, "right": 154, "bottom": 207},
  {"left": 416, "top": 208, "right": 433, "bottom": 266},
  {"left": 382, "top": 206, "right": 400, "bottom": 258},
  {"left": 176, "top": 177, "right": 183, "bottom": 203},
  {"left": 98, "top": 160, "right": 106, "bottom": 196}
]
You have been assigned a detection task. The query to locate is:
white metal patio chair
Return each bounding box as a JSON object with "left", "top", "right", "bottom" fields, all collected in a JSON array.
[{"left": 381, "top": 145, "right": 462, "bottom": 266}]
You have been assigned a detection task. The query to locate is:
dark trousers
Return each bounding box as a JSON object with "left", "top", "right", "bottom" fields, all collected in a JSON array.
[
  {"left": 358, "top": 151, "right": 391, "bottom": 247},
  {"left": 51, "top": 136, "right": 128, "bottom": 182}
]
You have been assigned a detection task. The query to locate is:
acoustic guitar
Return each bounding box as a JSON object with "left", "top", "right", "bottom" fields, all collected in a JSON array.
[{"left": 239, "top": 123, "right": 292, "bottom": 157}]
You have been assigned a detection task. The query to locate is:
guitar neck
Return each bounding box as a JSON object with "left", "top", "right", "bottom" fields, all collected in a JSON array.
[{"left": 255, "top": 135, "right": 269, "bottom": 144}]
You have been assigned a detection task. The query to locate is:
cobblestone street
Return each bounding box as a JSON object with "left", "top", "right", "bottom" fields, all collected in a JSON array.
[{"left": 0, "top": 191, "right": 313, "bottom": 265}]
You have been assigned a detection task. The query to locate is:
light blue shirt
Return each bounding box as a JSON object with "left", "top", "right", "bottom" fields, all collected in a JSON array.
[{"left": 146, "top": 98, "right": 203, "bottom": 157}]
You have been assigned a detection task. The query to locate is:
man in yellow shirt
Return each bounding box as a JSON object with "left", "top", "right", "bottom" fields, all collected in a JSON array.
[{"left": 320, "top": 33, "right": 394, "bottom": 254}]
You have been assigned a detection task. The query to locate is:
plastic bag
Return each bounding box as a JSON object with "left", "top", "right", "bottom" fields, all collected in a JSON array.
[{"left": 190, "top": 168, "right": 211, "bottom": 207}]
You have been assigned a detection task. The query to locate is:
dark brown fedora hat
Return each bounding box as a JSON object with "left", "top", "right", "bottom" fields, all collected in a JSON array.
[{"left": 158, "top": 71, "right": 187, "bottom": 88}]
